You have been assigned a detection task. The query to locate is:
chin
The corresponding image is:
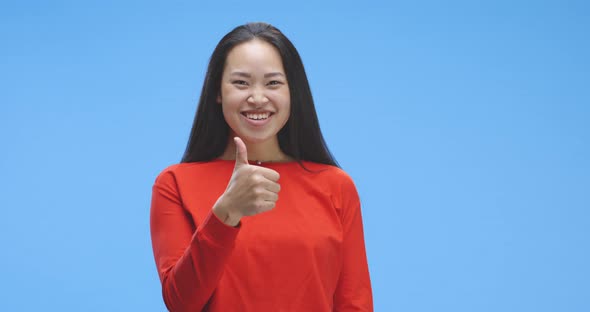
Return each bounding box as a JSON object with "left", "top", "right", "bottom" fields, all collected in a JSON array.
[{"left": 238, "top": 133, "right": 276, "bottom": 145}]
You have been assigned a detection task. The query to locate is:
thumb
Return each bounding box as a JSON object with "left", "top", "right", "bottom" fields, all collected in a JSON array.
[{"left": 233, "top": 137, "right": 249, "bottom": 169}]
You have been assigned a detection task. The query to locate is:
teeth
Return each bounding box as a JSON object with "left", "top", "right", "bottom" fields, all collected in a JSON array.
[{"left": 245, "top": 112, "right": 270, "bottom": 120}]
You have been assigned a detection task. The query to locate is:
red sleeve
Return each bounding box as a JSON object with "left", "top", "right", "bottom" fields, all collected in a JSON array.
[
  {"left": 333, "top": 175, "right": 374, "bottom": 311},
  {"left": 150, "top": 169, "right": 240, "bottom": 312}
]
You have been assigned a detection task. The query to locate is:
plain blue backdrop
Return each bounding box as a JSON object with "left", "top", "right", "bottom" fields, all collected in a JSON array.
[{"left": 1, "top": 0, "right": 588, "bottom": 311}]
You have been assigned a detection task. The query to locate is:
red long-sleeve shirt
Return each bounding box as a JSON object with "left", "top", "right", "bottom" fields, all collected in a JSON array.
[{"left": 150, "top": 159, "right": 373, "bottom": 311}]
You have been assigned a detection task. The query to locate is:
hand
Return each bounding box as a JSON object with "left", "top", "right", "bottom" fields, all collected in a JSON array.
[{"left": 212, "top": 137, "right": 281, "bottom": 226}]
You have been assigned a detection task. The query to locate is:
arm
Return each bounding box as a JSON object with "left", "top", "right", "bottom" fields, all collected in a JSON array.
[
  {"left": 150, "top": 170, "right": 240, "bottom": 311},
  {"left": 333, "top": 177, "right": 374, "bottom": 311}
]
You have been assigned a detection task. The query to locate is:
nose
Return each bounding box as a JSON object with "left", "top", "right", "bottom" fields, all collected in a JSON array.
[{"left": 247, "top": 88, "right": 269, "bottom": 106}]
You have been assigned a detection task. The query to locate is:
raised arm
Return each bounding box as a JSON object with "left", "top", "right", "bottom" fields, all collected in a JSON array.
[
  {"left": 150, "top": 138, "right": 281, "bottom": 311},
  {"left": 150, "top": 170, "right": 240, "bottom": 311}
]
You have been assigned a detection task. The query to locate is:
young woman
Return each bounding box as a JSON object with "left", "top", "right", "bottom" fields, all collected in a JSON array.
[{"left": 150, "top": 22, "right": 373, "bottom": 311}]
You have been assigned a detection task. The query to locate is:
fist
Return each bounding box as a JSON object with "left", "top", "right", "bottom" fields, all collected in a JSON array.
[{"left": 212, "top": 137, "right": 281, "bottom": 226}]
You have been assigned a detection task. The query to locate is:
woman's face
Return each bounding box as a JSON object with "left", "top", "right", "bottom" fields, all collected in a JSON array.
[{"left": 218, "top": 39, "right": 290, "bottom": 145}]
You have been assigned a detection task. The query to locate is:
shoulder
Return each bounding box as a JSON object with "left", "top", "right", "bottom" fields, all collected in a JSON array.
[
  {"left": 153, "top": 161, "right": 232, "bottom": 186},
  {"left": 302, "top": 161, "right": 355, "bottom": 182},
  {"left": 296, "top": 162, "right": 361, "bottom": 215},
  {"left": 298, "top": 162, "right": 358, "bottom": 194},
  {"left": 153, "top": 163, "right": 193, "bottom": 182}
]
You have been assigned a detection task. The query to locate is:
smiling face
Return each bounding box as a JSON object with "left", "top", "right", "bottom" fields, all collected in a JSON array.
[{"left": 218, "top": 39, "right": 290, "bottom": 145}]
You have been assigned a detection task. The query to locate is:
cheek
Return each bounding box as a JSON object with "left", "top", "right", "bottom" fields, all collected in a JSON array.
[
  {"left": 221, "top": 91, "right": 246, "bottom": 110},
  {"left": 280, "top": 98, "right": 291, "bottom": 115},
  {"left": 276, "top": 100, "right": 291, "bottom": 126},
  {"left": 284, "top": 108, "right": 291, "bottom": 121},
  {"left": 221, "top": 104, "right": 239, "bottom": 123},
  {"left": 270, "top": 89, "right": 290, "bottom": 108}
]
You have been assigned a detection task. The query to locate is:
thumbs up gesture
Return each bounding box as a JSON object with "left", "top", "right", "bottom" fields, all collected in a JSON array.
[{"left": 212, "top": 137, "right": 281, "bottom": 226}]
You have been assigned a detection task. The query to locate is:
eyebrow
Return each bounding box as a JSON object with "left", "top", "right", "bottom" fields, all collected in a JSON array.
[{"left": 230, "top": 71, "right": 285, "bottom": 78}]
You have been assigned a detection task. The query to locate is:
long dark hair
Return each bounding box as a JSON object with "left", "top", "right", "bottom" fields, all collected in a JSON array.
[{"left": 181, "top": 22, "right": 338, "bottom": 168}]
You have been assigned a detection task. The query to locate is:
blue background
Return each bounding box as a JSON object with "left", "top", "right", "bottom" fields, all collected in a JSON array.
[{"left": 1, "top": 0, "right": 588, "bottom": 311}]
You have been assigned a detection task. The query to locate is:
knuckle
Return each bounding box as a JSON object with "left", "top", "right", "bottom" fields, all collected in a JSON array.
[
  {"left": 242, "top": 166, "right": 255, "bottom": 175},
  {"left": 254, "top": 201, "right": 266, "bottom": 211},
  {"left": 250, "top": 174, "right": 262, "bottom": 184},
  {"left": 254, "top": 187, "right": 264, "bottom": 196}
]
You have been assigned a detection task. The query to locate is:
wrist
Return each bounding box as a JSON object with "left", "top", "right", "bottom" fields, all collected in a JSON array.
[{"left": 212, "top": 197, "right": 242, "bottom": 227}]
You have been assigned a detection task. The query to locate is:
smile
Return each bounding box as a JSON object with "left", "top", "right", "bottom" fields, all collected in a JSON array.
[{"left": 241, "top": 112, "right": 274, "bottom": 120}]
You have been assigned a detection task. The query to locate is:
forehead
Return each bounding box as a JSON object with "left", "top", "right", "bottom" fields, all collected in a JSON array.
[{"left": 224, "top": 39, "right": 285, "bottom": 72}]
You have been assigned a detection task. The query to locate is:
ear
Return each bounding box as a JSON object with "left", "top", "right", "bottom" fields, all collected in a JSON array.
[{"left": 216, "top": 94, "right": 222, "bottom": 104}]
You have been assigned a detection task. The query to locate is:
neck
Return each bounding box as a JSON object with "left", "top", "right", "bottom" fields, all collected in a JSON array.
[{"left": 219, "top": 136, "right": 293, "bottom": 163}]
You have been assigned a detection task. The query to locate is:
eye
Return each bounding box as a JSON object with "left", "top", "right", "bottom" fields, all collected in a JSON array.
[
  {"left": 232, "top": 80, "right": 248, "bottom": 86},
  {"left": 267, "top": 80, "right": 283, "bottom": 86}
]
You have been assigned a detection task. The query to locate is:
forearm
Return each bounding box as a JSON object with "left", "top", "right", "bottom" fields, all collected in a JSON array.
[{"left": 156, "top": 210, "right": 240, "bottom": 311}]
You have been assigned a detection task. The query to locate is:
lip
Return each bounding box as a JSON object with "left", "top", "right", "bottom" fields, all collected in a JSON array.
[{"left": 241, "top": 112, "right": 274, "bottom": 127}]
